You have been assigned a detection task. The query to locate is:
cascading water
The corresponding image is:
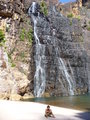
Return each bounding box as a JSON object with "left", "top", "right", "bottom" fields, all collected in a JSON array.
[
  {"left": 52, "top": 24, "right": 74, "bottom": 95},
  {"left": 28, "top": 2, "right": 46, "bottom": 97},
  {"left": 28, "top": 2, "right": 75, "bottom": 97},
  {"left": 58, "top": 57, "right": 74, "bottom": 95}
]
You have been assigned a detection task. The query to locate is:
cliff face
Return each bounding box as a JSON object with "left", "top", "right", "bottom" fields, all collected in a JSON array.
[
  {"left": 59, "top": 0, "right": 90, "bottom": 93},
  {"left": 29, "top": 2, "right": 88, "bottom": 97},
  {"left": 0, "top": 0, "right": 90, "bottom": 99},
  {"left": 0, "top": 0, "right": 34, "bottom": 100}
]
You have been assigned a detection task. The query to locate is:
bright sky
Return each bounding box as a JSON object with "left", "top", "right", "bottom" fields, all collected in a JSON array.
[{"left": 59, "top": 0, "right": 76, "bottom": 3}]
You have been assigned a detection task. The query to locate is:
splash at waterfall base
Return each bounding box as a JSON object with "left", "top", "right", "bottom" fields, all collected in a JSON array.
[
  {"left": 0, "top": 100, "right": 90, "bottom": 120},
  {"left": 28, "top": 2, "right": 88, "bottom": 97}
]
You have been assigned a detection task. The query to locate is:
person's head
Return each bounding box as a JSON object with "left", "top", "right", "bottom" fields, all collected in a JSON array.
[{"left": 47, "top": 105, "right": 50, "bottom": 109}]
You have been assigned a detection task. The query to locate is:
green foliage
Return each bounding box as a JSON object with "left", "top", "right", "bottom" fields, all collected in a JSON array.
[
  {"left": 87, "top": 26, "right": 90, "bottom": 31},
  {"left": 8, "top": 53, "right": 16, "bottom": 67},
  {"left": 26, "top": 28, "right": 33, "bottom": 44},
  {"left": 88, "top": 21, "right": 90, "bottom": 24},
  {"left": 0, "top": 29, "right": 5, "bottom": 42},
  {"left": 0, "top": 43, "right": 3, "bottom": 47},
  {"left": 11, "top": 63, "right": 16, "bottom": 67},
  {"left": 20, "top": 52, "right": 25, "bottom": 58},
  {"left": 70, "top": 20, "right": 72, "bottom": 26},
  {"left": 40, "top": 0, "right": 48, "bottom": 16},
  {"left": 8, "top": 53, "right": 12, "bottom": 63},
  {"left": 20, "top": 28, "right": 26, "bottom": 41},
  {"left": 77, "top": 16, "right": 81, "bottom": 21},
  {"left": 67, "top": 13, "right": 73, "bottom": 18},
  {"left": 20, "top": 28, "right": 33, "bottom": 44}
]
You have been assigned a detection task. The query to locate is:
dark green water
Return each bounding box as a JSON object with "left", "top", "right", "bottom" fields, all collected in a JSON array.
[{"left": 25, "top": 94, "right": 90, "bottom": 111}]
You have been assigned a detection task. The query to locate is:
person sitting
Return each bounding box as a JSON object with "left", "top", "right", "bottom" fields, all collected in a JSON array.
[{"left": 45, "top": 105, "right": 55, "bottom": 118}]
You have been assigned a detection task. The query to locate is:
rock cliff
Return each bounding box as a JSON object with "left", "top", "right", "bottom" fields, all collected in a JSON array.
[
  {"left": 28, "top": 2, "right": 89, "bottom": 97},
  {"left": 0, "top": 0, "right": 90, "bottom": 99},
  {"left": 0, "top": 0, "right": 34, "bottom": 100}
]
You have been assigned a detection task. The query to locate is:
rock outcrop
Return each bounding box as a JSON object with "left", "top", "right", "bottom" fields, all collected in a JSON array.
[{"left": 0, "top": 0, "right": 33, "bottom": 100}]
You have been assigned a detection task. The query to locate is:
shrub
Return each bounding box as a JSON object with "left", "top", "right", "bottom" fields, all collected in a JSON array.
[
  {"left": 67, "top": 13, "right": 73, "bottom": 18},
  {"left": 77, "top": 16, "right": 81, "bottom": 21},
  {"left": 0, "top": 43, "right": 3, "bottom": 46},
  {"left": 87, "top": 26, "right": 90, "bottom": 31},
  {"left": 11, "top": 63, "right": 16, "bottom": 67},
  {"left": 26, "top": 28, "right": 33, "bottom": 44},
  {"left": 88, "top": 21, "right": 90, "bottom": 24},
  {"left": 20, "top": 28, "right": 33, "bottom": 44},
  {"left": 0, "top": 29, "right": 5, "bottom": 42},
  {"left": 40, "top": 0, "right": 48, "bottom": 16},
  {"left": 70, "top": 20, "right": 72, "bottom": 26},
  {"left": 20, "top": 28, "right": 26, "bottom": 41}
]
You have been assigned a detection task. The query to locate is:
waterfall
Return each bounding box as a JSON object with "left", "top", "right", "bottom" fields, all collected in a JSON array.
[
  {"left": 28, "top": 2, "right": 46, "bottom": 97},
  {"left": 58, "top": 58, "right": 74, "bottom": 95},
  {"left": 55, "top": 48, "right": 74, "bottom": 95},
  {"left": 28, "top": 2, "right": 75, "bottom": 97}
]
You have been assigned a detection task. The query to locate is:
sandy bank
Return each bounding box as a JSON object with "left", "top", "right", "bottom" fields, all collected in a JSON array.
[{"left": 0, "top": 100, "right": 90, "bottom": 120}]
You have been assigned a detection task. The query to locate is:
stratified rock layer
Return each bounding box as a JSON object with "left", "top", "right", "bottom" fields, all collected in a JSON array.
[{"left": 29, "top": 3, "right": 88, "bottom": 96}]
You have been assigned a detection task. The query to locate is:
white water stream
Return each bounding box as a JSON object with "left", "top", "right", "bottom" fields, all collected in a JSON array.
[{"left": 28, "top": 2, "right": 46, "bottom": 97}]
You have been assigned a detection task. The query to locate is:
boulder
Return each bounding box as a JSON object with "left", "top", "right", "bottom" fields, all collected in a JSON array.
[
  {"left": 22, "top": 93, "right": 34, "bottom": 100},
  {"left": 9, "top": 94, "right": 22, "bottom": 101}
]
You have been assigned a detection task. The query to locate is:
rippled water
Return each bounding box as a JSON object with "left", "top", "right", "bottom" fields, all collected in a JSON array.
[{"left": 25, "top": 94, "right": 90, "bottom": 111}]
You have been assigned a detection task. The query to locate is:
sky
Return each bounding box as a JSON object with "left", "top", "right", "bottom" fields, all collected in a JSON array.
[{"left": 59, "top": 0, "right": 76, "bottom": 3}]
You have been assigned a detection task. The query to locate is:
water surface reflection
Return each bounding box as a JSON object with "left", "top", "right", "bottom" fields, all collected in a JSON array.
[{"left": 25, "top": 94, "right": 90, "bottom": 111}]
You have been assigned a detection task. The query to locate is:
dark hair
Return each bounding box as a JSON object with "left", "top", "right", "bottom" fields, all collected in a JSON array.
[{"left": 47, "top": 105, "right": 50, "bottom": 108}]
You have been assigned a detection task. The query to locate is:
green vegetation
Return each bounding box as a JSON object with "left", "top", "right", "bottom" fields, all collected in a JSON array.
[
  {"left": 26, "top": 28, "right": 33, "bottom": 44},
  {"left": 0, "top": 29, "right": 6, "bottom": 47},
  {"left": 87, "top": 26, "right": 90, "bottom": 31},
  {"left": 70, "top": 20, "right": 72, "bottom": 26},
  {"left": 88, "top": 21, "right": 90, "bottom": 24},
  {"left": 40, "top": 0, "right": 48, "bottom": 16},
  {"left": 67, "top": 13, "right": 74, "bottom": 18},
  {"left": 8, "top": 53, "right": 16, "bottom": 67},
  {"left": 20, "top": 52, "right": 25, "bottom": 58},
  {"left": 20, "top": 28, "right": 33, "bottom": 44},
  {"left": 11, "top": 63, "right": 16, "bottom": 67},
  {"left": 0, "top": 29, "right": 5, "bottom": 42},
  {"left": 20, "top": 28, "right": 26, "bottom": 41},
  {"left": 77, "top": 16, "right": 81, "bottom": 21}
]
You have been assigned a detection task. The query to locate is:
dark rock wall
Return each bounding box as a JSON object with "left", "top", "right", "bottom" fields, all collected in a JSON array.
[{"left": 29, "top": 3, "right": 88, "bottom": 96}]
